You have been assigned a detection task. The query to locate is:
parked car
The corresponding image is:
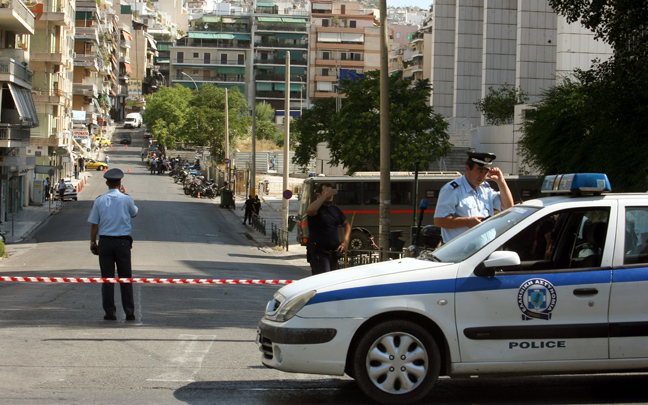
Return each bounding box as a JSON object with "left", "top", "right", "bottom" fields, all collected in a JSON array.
[
  {"left": 124, "top": 113, "right": 142, "bottom": 129},
  {"left": 85, "top": 158, "right": 108, "bottom": 171},
  {"left": 53, "top": 180, "right": 77, "bottom": 201},
  {"left": 120, "top": 134, "right": 132, "bottom": 144},
  {"left": 143, "top": 131, "right": 153, "bottom": 139}
]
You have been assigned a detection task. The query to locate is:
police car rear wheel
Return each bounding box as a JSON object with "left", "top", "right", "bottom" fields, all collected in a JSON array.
[{"left": 352, "top": 320, "right": 440, "bottom": 404}]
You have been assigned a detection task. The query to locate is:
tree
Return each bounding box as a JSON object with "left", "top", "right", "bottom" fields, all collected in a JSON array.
[
  {"left": 143, "top": 85, "right": 191, "bottom": 147},
  {"left": 518, "top": 0, "right": 648, "bottom": 191},
  {"left": 293, "top": 71, "right": 451, "bottom": 173},
  {"left": 474, "top": 83, "right": 529, "bottom": 126},
  {"left": 254, "top": 102, "right": 281, "bottom": 143},
  {"left": 181, "top": 85, "right": 250, "bottom": 161}
]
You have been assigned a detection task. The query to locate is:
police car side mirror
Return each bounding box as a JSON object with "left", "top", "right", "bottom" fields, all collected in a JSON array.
[{"left": 474, "top": 251, "right": 521, "bottom": 277}]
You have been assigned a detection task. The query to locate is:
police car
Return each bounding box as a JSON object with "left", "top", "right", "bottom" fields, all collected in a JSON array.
[{"left": 257, "top": 173, "right": 648, "bottom": 404}]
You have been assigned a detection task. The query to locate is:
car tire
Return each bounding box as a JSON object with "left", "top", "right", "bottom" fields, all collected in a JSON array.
[
  {"left": 349, "top": 230, "right": 370, "bottom": 250},
  {"left": 352, "top": 320, "right": 440, "bottom": 405}
]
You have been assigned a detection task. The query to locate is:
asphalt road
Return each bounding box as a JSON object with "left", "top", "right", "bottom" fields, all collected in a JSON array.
[{"left": 0, "top": 128, "right": 646, "bottom": 404}]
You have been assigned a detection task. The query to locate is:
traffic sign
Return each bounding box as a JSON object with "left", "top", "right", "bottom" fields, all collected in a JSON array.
[
  {"left": 224, "top": 158, "right": 230, "bottom": 164},
  {"left": 283, "top": 190, "right": 293, "bottom": 200}
]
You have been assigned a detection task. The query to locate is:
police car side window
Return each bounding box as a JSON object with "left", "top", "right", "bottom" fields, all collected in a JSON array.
[
  {"left": 624, "top": 207, "right": 648, "bottom": 264},
  {"left": 499, "top": 208, "right": 609, "bottom": 271}
]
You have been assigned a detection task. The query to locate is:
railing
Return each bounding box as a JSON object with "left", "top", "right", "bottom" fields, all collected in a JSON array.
[
  {"left": 175, "top": 41, "right": 251, "bottom": 49},
  {"left": 271, "top": 223, "right": 289, "bottom": 251},
  {"left": 255, "top": 73, "right": 307, "bottom": 83},
  {"left": 251, "top": 214, "right": 266, "bottom": 235},
  {"left": 175, "top": 76, "right": 244, "bottom": 84},
  {"left": 254, "top": 58, "right": 307, "bottom": 66},
  {"left": 256, "top": 23, "right": 308, "bottom": 33},
  {"left": 338, "top": 249, "right": 405, "bottom": 268},
  {"left": 254, "top": 41, "right": 308, "bottom": 49},
  {"left": 75, "top": 27, "right": 99, "bottom": 42},
  {"left": 0, "top": 127, "right": 30, "bottom": 142},
  {"left": 256, "top": 90, "right": 306, "bottom": 99},
  {"left": 0, "top": 57, "right": 31, "bottom": 85},
  {"left": 1, "top": 0, "right": 35, "bottom": 28},
  {"left": 172, "top": 58, "right": 245, "bottom": 66}
]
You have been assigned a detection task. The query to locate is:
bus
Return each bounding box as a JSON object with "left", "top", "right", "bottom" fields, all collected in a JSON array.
[{"left": 296, "top": 172, "right": 542, "bottom": 250}]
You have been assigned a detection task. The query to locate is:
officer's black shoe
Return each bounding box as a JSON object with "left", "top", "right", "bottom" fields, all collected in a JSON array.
[
  {"left": 104, "top": 314, "right": 117, "bottom": 321},
  {"left": 126, "top": 315, "right": 136, "bottom": 321}
]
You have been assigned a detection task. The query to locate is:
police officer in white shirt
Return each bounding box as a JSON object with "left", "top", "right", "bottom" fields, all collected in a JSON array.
[
  {"left": 88, "top": 169, "right": 139, "bottom": 321},
  {"left": 434, "top": 151, "right": 514, "bottom": 243}
]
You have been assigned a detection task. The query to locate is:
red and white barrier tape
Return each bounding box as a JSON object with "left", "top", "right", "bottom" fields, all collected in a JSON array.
[{"left": 0, "top": 276, "right": 292, "bottom": 285}]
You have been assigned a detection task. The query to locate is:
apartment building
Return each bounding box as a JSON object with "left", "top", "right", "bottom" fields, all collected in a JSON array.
[
  {"left": 309, "top": 0, "right": 380, "bottom": 102},
  {"left": 29, "top": 0, "right": 75, "bottom": 175},
  {"left": 253, "top": 1, "right": 309, "bottom": 118},
  {"left": 170, "top": 12, "right": 252, "bottom": 98},
  {"left": 427, "top": 0, "right": 612, "bottom": 173},
  {"left": 0, "top": 0, "right": 37, "bottom": 218}
]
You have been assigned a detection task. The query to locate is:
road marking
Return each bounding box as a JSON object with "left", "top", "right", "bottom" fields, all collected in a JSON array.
[{"left": 147, "top": 334, "right": 216, "bottom": 382}]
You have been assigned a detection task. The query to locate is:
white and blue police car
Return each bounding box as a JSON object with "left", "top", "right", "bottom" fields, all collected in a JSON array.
[{"left": 257, "top": 173, "right": 648, "bottom": 404}]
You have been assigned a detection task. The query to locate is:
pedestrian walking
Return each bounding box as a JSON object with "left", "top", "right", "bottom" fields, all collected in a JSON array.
[
  {"left": 44, "top": 177, "right": 50, "bottom": 200},
  {"left": 254, "top": 195, "right": 261, "bottom": 216},
  {"left": 105, "top": 155, "right": 110, "bottom": 165},
  {"left": 242, "top": 195, "right": 255, "bottom": 225},
  {"left": 88, "top": 168, "right": 138, "bottom": 321},
  {"left": 306, "top": 183, "right": 351, "bottom": 275}
]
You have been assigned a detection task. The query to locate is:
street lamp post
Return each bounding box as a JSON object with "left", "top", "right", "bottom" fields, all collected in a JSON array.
[{"left": 181, "top": 71, "right": 197, "bottom": 90}]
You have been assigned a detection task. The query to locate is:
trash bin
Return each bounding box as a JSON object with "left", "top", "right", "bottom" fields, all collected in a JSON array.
[
  {"left": 220, "top": 189, "right": 234, "bottom": 209},
  {"left": 288, "top": 215, "right": 297, "bottom": 232},
  {"left": 390, "top": 230, "right": 405, "bottom": 251}
]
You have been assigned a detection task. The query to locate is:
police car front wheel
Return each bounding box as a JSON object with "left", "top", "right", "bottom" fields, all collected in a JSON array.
[{"left": 352, "top": 320, "right": 440, "bottom": 404}]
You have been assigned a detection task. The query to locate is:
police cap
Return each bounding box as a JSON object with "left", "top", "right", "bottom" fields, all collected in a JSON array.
[
  {"left": 104, "top": 168, "right": 124, "bottom": 181},
  {"left": 467, "top": 151, "right": 496, "bottom": 167}
]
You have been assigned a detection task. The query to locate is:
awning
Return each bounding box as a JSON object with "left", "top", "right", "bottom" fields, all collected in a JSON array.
[
  {"left": 318, "top": 32, "right": 341, "bottom": 43},
  {"left": 189, "top": 32, "right": 251, "bottom": 40},
  {"left": 257, "top": 2, "right": 275, "bottom": 7},
  {"left": 122, "top": 31, "right": 133, "bottom": 41},
  {"left": 123, "top": 62, "right": 132, "bottom": 74},
  {"left": 157, "top": 43, "right": 170, "bottom": 51},
  {"left": 7, "top": 83, "right": 39, "bottom": 127},
  {"left": 341, "top": 33, "right": 364, "bottom": 42},
  {"left": 275, "top": 33, "right": 307, "bottom": 40},
  {"left": 274, "top": 66, "right": 306, "bottom": 75},
  {"left": 202, "top": 16, "right": 221, "bottom": 23},
  {"left": 282, "top": 18, "right": 307, "bottom": 23},
  {"left": 274, "top": 83, "right": 285, "bottom": 91},
  {"left": 257, "top": 17, "right": 282, "bottom": 22},
  {"left": 146, "top": 36, "right": 157, "bottom": 51},
  {"left": 155, "top": 57, "right": 170, "bottom": 63},
  {"left": 256, "top": 82, "right": 272, "bottom": 91},
  {"left": 277, "top": 50, "right": 304, "bottom": 59},
  {"left": 109, "top": 90, "right": 116, "bottom": 96},
  {"left": 219, "top": 66, "right": 245, "bottom": 74}
]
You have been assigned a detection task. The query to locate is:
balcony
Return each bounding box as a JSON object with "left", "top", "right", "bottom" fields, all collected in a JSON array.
[
  {"left": 254, "top": 58, "right": 307, "bottom": 66},
  {"left": 74, "top": 54, "right": 99, "bottom": 71},
  {"left": 0, "top": 0, "right": 35, "bottom": 34},
  {"left": 75, "top": 27, "right": 99, "bottom": 43},
  {"left": 0, "top": 125, "right": 31, "bottom": 146},
  {"left": 0, "top": 57, "right": 32, "bottom": 87},
  {"left": 72, "top": 83, "right": 98, "bottom": 97},
  {"left": 0, "top": 47, "right": 28, "bottom": 66},
  {"left": 31, "top": 52, "right": 65, "bottom": 65}
]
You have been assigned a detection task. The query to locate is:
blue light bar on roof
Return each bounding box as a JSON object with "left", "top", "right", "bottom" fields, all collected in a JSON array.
[{"left": 541, "top": 173, "right": 611, "bottom": 194}]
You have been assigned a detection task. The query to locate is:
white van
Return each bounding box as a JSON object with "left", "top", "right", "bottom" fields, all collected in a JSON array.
[{"left": 124, "top": 113, "right": 142, "bottom": 129}]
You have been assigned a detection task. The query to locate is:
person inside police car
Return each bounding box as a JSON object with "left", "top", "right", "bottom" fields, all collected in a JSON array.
[
  {"left": 306, "top": 183, "right": 351, "bottom": 275},
  {"left": 88, "top": 168, "right": 138, "bottom": 321},
  {"left": 434, "top": 151, "right": 513, "bottom": 243}
]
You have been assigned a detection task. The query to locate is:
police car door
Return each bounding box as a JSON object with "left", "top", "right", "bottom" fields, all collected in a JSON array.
[
  {"left": 455, "top": 205, "right": 614, "bottom": 363},
  {"left": 609, "top": 200, "right": 648, "bottom": 359}
]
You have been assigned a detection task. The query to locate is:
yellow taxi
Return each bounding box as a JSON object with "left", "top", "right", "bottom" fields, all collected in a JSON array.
[{"left": 85, "top": 158, "right": 108, "bottom": 171}]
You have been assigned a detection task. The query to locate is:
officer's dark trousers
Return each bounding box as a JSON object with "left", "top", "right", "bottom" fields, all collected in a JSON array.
[
  {"left": 98, "top": 237, "right": 134, "bottom": 317},
  {"left": 307, "top": 246, "right": 339, "bottom": 275}
]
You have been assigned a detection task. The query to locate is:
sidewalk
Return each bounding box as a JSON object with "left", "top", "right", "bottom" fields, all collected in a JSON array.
[
  {"left": 213, "top": 191, "right": 309, "bottom": 269},
  {"left": 1, "top": 170, "right": 95, "bottom": 244}
]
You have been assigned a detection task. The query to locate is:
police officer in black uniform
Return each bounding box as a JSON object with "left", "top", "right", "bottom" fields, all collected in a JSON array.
[{"left": 306, "top": 183, "right": 352, "bottom": 275}]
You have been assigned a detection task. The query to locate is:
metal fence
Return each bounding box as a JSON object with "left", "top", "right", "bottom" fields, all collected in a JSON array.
[
  {"left": 271, "top": 223, "right": 290, "bottom": 251},
  {"left": 338, "top": 249, "right": 404, "bottom": 268},
  {"left": 252, "top": 214, "right": 266, "bottom": 235}
]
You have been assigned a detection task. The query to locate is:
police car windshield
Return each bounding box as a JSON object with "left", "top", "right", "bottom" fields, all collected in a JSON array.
[{"left": 430, "top": 206, "right": 540, "bottom": 263}]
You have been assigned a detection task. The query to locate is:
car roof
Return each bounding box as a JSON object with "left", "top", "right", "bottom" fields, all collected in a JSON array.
[{"left": 519, "top": 193, "right": 648, "bottom": 209}]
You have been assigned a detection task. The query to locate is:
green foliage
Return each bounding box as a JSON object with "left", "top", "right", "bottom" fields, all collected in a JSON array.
[
  {"left": 181, "top": 85, "right": 251, "bottom": 161},
  {"left": 474, "top": 83, "right": 529, "bottom": 126},
  {"left": 519, "top": 0, "right": 648, "bottom": 191},
  {"left": 144, "top": 84, "right": 251, "bottom": 161},
  {"left": 0, "top": 240, "right": 5, "bottom": 258},
  {"left": 254, "top": 102, "right": 281, "bottom": 143},
  {"left": 293, "top": 71, "right": 450, "bottom": 172}
]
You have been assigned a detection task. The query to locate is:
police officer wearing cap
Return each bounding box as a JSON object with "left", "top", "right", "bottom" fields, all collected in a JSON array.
[
  {"left": 88, "top": 168, "right": 139, "bottom": 321},
  {"left": 434, "top": 151, "right": 513, "bottom": 243}
]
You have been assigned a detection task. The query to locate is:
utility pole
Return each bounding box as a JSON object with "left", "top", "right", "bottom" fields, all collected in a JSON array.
[
  {"left": 225, "top": 88, "right": 230, "bottom": 189},
  {"left": 379, "top": 0, "right": 391, "bottom": 259},
  {"left": 251, "top": 72, "right": 257, "bottom": 198},
  {"left": 282, "top": 52, "right": 290, "bottom": 231}
]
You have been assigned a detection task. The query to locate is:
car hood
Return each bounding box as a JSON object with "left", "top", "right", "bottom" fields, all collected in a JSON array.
[{"left": 276, "top": 257, "right": 453, "bottom": 301}]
